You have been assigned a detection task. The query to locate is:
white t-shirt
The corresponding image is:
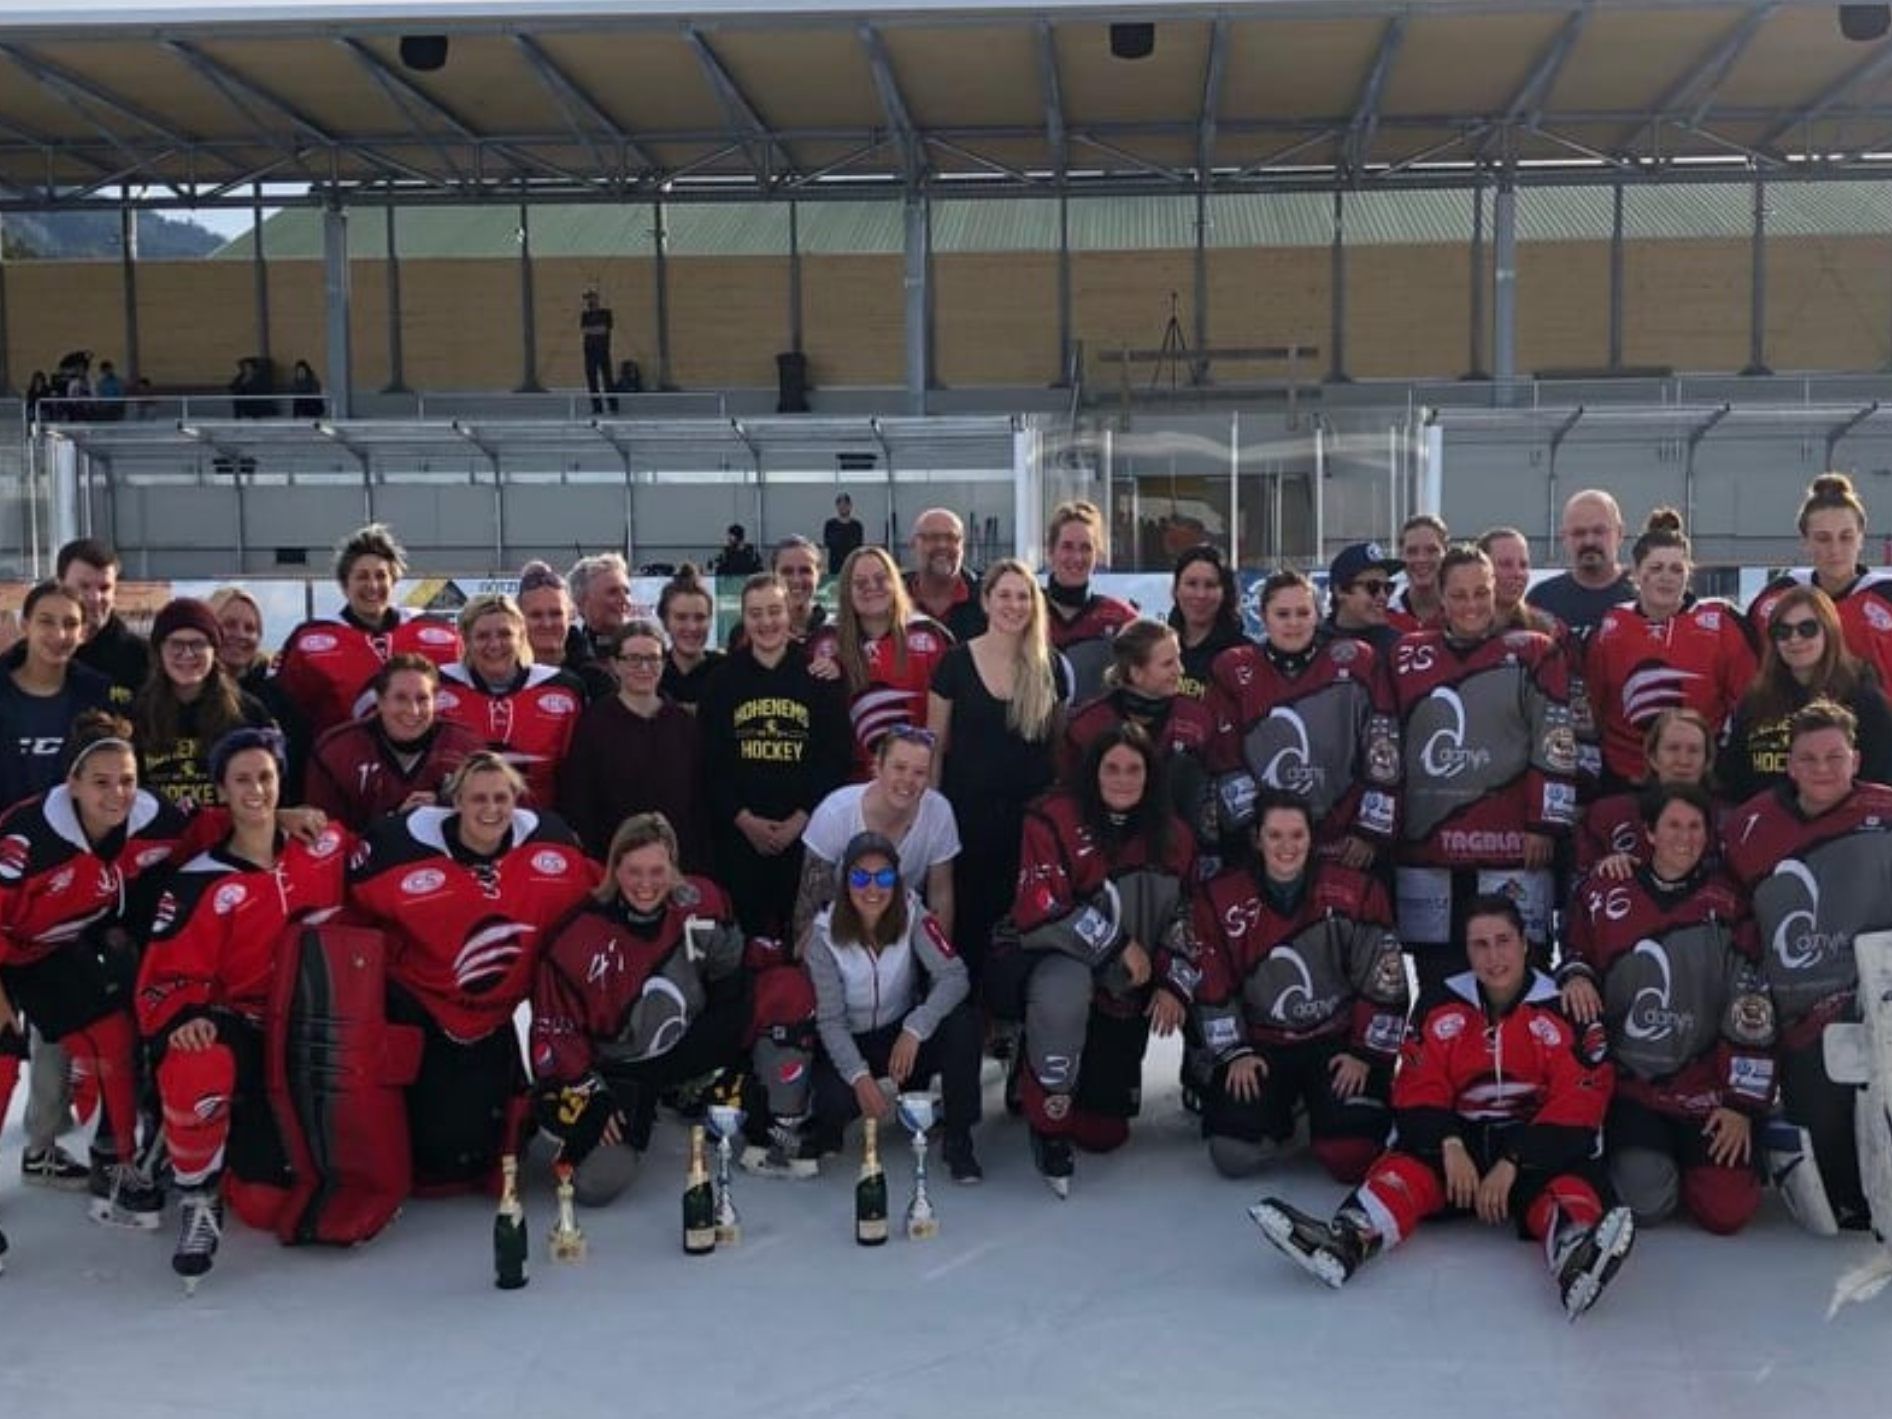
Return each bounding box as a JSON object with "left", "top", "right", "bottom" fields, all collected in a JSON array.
[{"left": 802, "top": 784, "right": 961, "bottom": 891}]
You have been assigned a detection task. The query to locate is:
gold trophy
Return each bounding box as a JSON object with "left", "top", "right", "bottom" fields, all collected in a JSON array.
[{"left": 549, "top": 1158, "right": 586, "bottom": 1263}]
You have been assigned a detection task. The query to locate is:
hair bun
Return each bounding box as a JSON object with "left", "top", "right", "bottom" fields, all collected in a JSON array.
[
  {"left": 1644, "top": 506, "right": 1684, "bottom": 535},
  {"left": 1811, "top": 473, "right": 1856, "bottom": 498}
]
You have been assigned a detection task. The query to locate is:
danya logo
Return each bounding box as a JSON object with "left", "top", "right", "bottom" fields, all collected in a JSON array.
[
  {"left": 1259, "top": 707, "right": 1321, "bottom": 794},
  {"left": 1623, "top": 939, "right": 1695, "bottom": 1043},
  {"left": 1768, "top": 859, "right": 1848, "bottom": 971},
  {"left": 1266, "top": 945, "right": 1341, "bottom": 1025},
  {"left": 1419, "top": 688, "right": 1492, "bottom": 779}
]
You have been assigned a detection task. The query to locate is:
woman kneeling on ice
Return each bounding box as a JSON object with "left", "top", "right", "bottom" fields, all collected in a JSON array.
[{"left": 1250, "top": 895, "right": 1636, "bottom": 1321}]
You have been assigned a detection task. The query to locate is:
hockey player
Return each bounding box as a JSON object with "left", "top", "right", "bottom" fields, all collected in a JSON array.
[
  {"left": 806, "top": 547, "right": 953, "bottom": 777},
  {"left": 1190, "top": 795, "right": 1407, "bottom": 1182},
  {"left": 273, "top": 522, "right": 461, "bottom": 736},
  {"left": 1748, "top": 474, "right": 1892, "bottom": 691},
  {"left": 434, "top": 593, "right": 586, "bottom": 807},
  {"left": 1061, "top": 620, "right": 1216, "bottom": 852},
  {"left": 137, "top": 727, "right": 349, "bottom": 1286},
  {"left": 999, "top": 724, "right": 1196, "bottom": 1195},
  {"left": 1207, "top": 571, "right": 1399, "bottom": 869},
  {"left": 1043, "top": 500, "right": 1136, "bottom": 704},
  {"left": 1251, "top": 894, "right": 1635, "bottom": 1321},
  {"left": 1388, "top": 544, "right": 1578, "bottom": 989},
  {"left": 1561, "top": 784, "right": 1775, "bottom": 1234},
  {"left": 0, "top": 713, "right": 221, "bottom": 1230},
  {"left": 1386, "top": 514, "right": 1447, "bottom": 634},
  {"left": 1576, "top": 708, "right": 1718, "bottom": 882},
  {"left": 1584, "top": 510, "right": 1756, "bottom": 790},
  {"left": 530, "top": 812, "right": 819, "bottom": 1200},
  {"left": 348, "top": 752, "right": 594, "bottom": 1191},
  {"left": 302, "top": 655, "right": 481, "bottom": 831},
  {"left": 1723, "top": 699, "right": 1892, "bottom": 1233}
]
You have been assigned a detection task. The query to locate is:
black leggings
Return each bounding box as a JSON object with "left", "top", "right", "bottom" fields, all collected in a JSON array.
[
  {"left": 811, "top": 1005, "right": 984, "bottom": 1136},
  {"left": 388, "top": 984, "right": 524, "bottom": 1190}
]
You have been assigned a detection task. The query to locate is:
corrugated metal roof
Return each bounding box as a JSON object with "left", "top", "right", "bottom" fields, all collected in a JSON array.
[{"left": 213, "top": 182, "right": 1892, "bottom": 261}]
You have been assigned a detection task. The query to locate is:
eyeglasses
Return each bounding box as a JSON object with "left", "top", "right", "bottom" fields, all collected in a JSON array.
[
  {"left": 847, "top": 866, "right": 899, "bottom": 890},
  {"left": 886, "top": 724, "right": 937, "bottom": 747},
  {"left": 1770, "top": 618, "right": 1822, "bottom": 643},
  {"left": 163, "top": 637, "right": 215, "bottom": 656},
  {"left": 1348, "top": 580, "right": 1391, "bottom": 598},
  {"left": 618, "top": 652, "right": 664, "bottom": 667}
]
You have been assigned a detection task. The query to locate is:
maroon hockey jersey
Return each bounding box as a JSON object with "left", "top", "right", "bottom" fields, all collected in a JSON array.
[
  {"left": 274, "top": 611, "right": 462, "bottom": 736},
  {"left": 303, "top": 717, "right": 482, "bottom": 833},
  {"left": 1749, "top": 568, "right": 1892, "bottom": 695},
  {"left": 1046, "top": 592, "right": 1137, "bottom": 705}
]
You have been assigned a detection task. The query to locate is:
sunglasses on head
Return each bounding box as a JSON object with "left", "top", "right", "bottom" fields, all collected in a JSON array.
[
  {"left": 848, "top": 866, "right": 899, "bottom": 890},
  {"left": 886, "top": 724, "right": 937, "bottom": 747},
  {"left": 1770, "top": 618, "right": 1822, "bottom": 643}
]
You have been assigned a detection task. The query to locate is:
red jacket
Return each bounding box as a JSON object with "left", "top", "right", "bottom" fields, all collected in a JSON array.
[
  {"left": 303, "top": 717, "right": 482, "bottom": 833},
  {"left": 1749, "top": 569, "right": 1892, "bottom": 694},
  {"left": 135, "top": 824, "right": 352, "bottom": 1037},
  {"left": 433, "top": 663, "right": 586, "bottom": 807},
  {"left": 1046, "top": 591, "right": 1137, "bottom": 705},
  {"left": 347, "top": 805, "right": 595, "bottom": 1041},
  {"left": 0, "top": 788, "right": 220, "bottom": 970},
  {"left": 274, "top": 610, "right": 462, "bottom": 736},
  {"left": 1585, "top": 599, "right": 1756, "bottom": 785},
  {"left": 806, "top": 618, "right": 953, "bottom": 778}
]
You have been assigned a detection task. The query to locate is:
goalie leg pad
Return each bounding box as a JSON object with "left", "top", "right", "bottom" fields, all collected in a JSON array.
[{"left": 1762, "top": 1118, "right": 1839, "bottom": 1237}]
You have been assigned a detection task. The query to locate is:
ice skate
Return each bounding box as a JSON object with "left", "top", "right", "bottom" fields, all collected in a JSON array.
[
  {"left": 1248, "top": 1197, "right": 1370, "bottom": 1289},
  {"left": 89, "top": 1161, "right": 163, "bottom": 1232},
  {"left": 1031, "top": 1130, "right": 1072, "bottom": 1198},
  {"left": 1552, "top": 1205, "right": 1635, "bottom": 1321},
  {"left": 172, "top": 1186, "right": 224, "bottom": 1295},
  {"left": 740, "top": 1115, "right": 819, "bottom": 1180}
]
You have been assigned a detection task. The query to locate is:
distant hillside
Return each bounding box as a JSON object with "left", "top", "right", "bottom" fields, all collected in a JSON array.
[{"left": 1, "top": 210, "right": 221, "bottom": 259}]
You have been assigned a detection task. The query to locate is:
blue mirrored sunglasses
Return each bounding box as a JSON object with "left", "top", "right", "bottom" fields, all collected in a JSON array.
[{"left": 847, "top": 866, "right": 900, "bottom": 890}]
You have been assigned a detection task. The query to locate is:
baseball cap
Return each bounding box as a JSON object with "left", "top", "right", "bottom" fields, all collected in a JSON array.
[{"left": 1328, "top": 541, "right": 1404, "bottom": 590}]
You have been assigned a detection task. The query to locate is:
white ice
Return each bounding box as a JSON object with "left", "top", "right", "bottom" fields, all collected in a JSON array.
[{"left": 2, "top": 1033, "right": 1887, "bottom": 1419}]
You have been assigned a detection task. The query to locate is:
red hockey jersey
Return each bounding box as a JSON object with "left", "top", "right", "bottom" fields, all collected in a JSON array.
[
  {"left": 1585, "top": 599, "right": 1756, "bottom": 785},
  {"left": 347, "top": 805, "right": 594, "bottom": 1042},
  {"left": 433, "top": 663, "right": 586, "bottom": 806},
  {"left": 1046, "top": 591, "right": 1137, "bottom": 705},
  {"left": 274, "top": 610, "right": 462, "bottom": 736},
  {"left": 135, "top": 823, "right": 352, "bottom": 1037},
  {"left": 1749, "top": 568, "right": 1892, "bottom": 694},
  {"left": 806, "top": 618, "right": 953, "bottom": 777}
]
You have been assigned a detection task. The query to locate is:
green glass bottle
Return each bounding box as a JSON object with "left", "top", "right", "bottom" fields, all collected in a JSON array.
[
  {"left": 683, "top": 1126, "right": 717, "bottom": 1255},
  {"left": 493, "top": 1154, "right": 528, "bottom": 1290},
  {"left": 855, "top": 1117, "right": 888, "bottom": 1247}
]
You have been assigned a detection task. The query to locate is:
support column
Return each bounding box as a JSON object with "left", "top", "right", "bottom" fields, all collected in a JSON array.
[
  {"left": 516, "top": 196, "right": 542, "bottom": 393},
  {"left": 120, "top": 197, "right": 141, "bottom": 384},
  {"left": 1608, "top": 181, "right": 1625, "bottom": 371},
  {"left": 1492, "top": 176, "right": 1518, "bottom": 386},
  {"left": 903, "top": 191, "right": 930, "bottom": 415},
  {"left": 1466, "top": 180, "right": 1487, "bottom": 378},
  {"left": 321, "top": 202, "right": 352, "bottom": 419},
  {"left": 1742, "top": 176, "right": 1770, "bottom": 376},
  {"left": 1192, "top": 185, "right": 1209, "bottom": 385},
  {"left": 0, "top": 211, "right": 12, "bottom": 395},
  {"left": 1327, "top": 188, "right": 1348, "bottom": 383},
  {"left": 251, "top": 184, "right": 271, "bottom": 362},
  {"left": 383, "top": 201, "right": 407, "bottom": 393},
  {"left": 1056, "top": 190, "right": 1073, "bottom": 386},
  {"left": 653, "top": 201, "right": 672, "bottom": 390},
  {"left": 787, "top": 199, "right": 803, "bottom": 354}
]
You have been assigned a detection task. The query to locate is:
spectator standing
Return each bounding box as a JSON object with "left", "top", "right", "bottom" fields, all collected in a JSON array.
[
  {"left": 57, "top": 538, "right": 149, "bottom": 707},
  {"left": 823, "top": 494, "right": 865, "bottom": 571},
  {"left": 516, "top": 560, "right": 615, "bottom": 702},
  {"left": 1533, "top": 489, "right": 1635, "bottom": 640},
  {"left": 567, "top": 551, "right": 634, "bottom": 664},
  {"left": 580, "top": 288, "right": 619, "bottom": 416},
  {"left": 906, "top": 507, "right": 987, "bottom": 643}
]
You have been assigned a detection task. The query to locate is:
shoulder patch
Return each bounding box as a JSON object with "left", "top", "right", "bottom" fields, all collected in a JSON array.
[{"left": 922, "top": 912, "right": 957, "bottom": 959}]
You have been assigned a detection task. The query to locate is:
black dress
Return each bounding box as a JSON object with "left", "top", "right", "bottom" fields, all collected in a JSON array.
[{"left": 930, "top": 643, "right": 1070, "bottom": 979}]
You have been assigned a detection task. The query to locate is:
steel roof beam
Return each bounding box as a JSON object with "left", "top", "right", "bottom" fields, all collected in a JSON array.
[
  {"left": 1759, "top": 38, "right": 1892, "bottom": 152},
  {"left": 1345, "top": 16, "right": 1406, "bottom": 176},
  {"left": 1037, "top": 20, "right": 1066, "bottom": 178},
  {"left": 1198, "top": 14, "right": 1230, "bottom": 179},
  {"left": 860, "top": 24, "right": 921, "bottom": 187},
  {"left": 1621, "top": 1, "right": 1778, "bottom": 156},
  {"left": 684, "top": 26, "right": 791, "bottom": 186},
  {"left": 1473, "top": 4, "right": 1589, "bottom": 162},
  {"left": 512, "top": 34, "right": 654, "bottom": 180},
  {"left": 338, "top": 38, "right": 470, "bottom": 182}
]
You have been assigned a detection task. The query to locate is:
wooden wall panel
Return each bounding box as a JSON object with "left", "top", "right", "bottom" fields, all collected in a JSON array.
[{"left": 935, "top": 253, "right": 1057, "bottom": 386}]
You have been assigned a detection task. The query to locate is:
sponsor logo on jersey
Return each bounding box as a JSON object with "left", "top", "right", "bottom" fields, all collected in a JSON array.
[
  {"left": 1419, "top": 688, "right": 1492, "bottom": 778},
  {"left": 540, "top": 691, "right": 577, "bottom": 716},
  {"left": 1768, "top": 858, "right": 1849, "bottom": 970},
  {"left": 531, "top": 849, "right": 571, "bottom": 876},
  {"left": 1266, "top": 945, "right": 1343, "bottom": 1026},
  {"left": 307, "top": 828, "right": 344, "bottom": 860},
  {"left": 417, "top": 626, "right": 458, "bottom": 646},
  {"left": 1328, "top": 640, "right": 1358, "bottom": 666},
  {"left": 1623, "top": 939, "right": 1695, "bottom": 1043},
  {"left": 135, "top": 846, "right": 172, "bottom": 871},
  {"left": 213, "top": 882, "right": 249, "bottom": 915},
  {"left": 433, "top": 690, "right": 461, "bottom": 711},
  {"left": 1204, "top": 1015, "right": 1240, "bottom": 1049},
  {"left": 1869, "top": 601, "right": 1892, "bottom": 633},
  {"left": 1438, "top": 829, "right": 1525, "bottom": 858},
  {"left": 47, "top": 865, "right": 74, "bottom": 894},
  {"left": 1528, "top": 1015, "right": 1563, "bottom": 1047},
  {"left": 1431, "top": 1012, "right": 1466, "bottom": 1041},
  {"left": 0, "top": 835, "right": 31, "bottom": 881},
  {"left": 299, "top": 632, "right": 339, "bottom": 653},
  {"left": 1622, "top": 665, "right": 1700, "bottom": 723},
  {"left": 401, "top": 867, "right": 448, "bottom": 896}
]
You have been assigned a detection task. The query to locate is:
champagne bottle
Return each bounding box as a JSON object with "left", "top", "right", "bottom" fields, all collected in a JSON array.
[
  {"left": 494, "top": 1154, "right": 528, "bottom": 1290},
  {"left": 855, "top": 1117, "right": 889, "bottom": 1247},
  {"left": 683, "top": 1125, "right": 717, "bottom": 1255}
]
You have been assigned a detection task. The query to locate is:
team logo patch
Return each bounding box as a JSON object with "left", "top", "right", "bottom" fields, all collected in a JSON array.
[
  {"left": 1043, "top": 1092, "right": 1072, "bottom": 1121},
  {"left": 1503, "top": 631, "right": 1536, "bottom": 651},
  {"left": 1869, "top": 601, "right": 1892, "bottom": 632},
  {"left": 307, "top": 828, "right": 344, "bottom": 860},
  {"left": 1328, "top": 640, "right": 1358, "bottom": 666},
  {"left": 213, "top": 882, "right": 248, "bottom": 915},
  {"left": 452, "top": 920, "right": 534, "bottom": 994},
  {"left": 776, "top": 1059, "right": 806, "bottom": 1086},
  {"left": 1529, "top": 1015, "right": 1562, "bottom": 1047},
  {"left": 531, "top": 849, "right": 571, "bottom": 876},
  {"left": 0, "top": 834, "right": 29, "bottom": 881},
  {"left": 152, "top": 891, "right": 179, "bottom": 934},
  {"left": 417, "top": 625, "right": 458, "bottom": 646},
  {"left": 299, "top": 632, "right": 339, "bottom": 653},
  {"left": 671, "top": 879, "right": 702, "bottom": 909},
  {"left": 1431, "top": 1012, "right": 1466, "bottom": 1041},
  {"left": 135, "top": 846, "right": 172, "bottom": 871},
  {"left": 401, "top": 867, "right": 447, "bottom": 896},
  {"left": 433, "top": 690, "right": 461, "bottom": 711},
  {"left": 47, "top": 866, "right": 75, "bottom": 894},
  {"left": 1204, "top": 1016, "right": 1240, "bottom": 1049},
  {"left": 540, "top": 692, "right": 577, "bottom": 716}
]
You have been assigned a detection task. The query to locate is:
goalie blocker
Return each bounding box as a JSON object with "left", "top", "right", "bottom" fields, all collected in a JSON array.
[{"left": 1816, "top": 928, "right": 1892, "bottom": 1244}]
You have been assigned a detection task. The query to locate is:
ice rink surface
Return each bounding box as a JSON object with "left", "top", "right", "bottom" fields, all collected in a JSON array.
[{"left": 2, "top": 1033, "right": 1887, "bottom": 1419}]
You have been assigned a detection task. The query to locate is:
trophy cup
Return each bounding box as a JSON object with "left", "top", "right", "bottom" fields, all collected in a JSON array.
[
  {"left": 704, "top": 1099, "right": 745, "bottom": 1247},
  {"left": 896, "top": 1092, "right": 939, "bottom": 1240},
  {"left": 549, "top": 1158, "right": 586, "bottom": 1263}
]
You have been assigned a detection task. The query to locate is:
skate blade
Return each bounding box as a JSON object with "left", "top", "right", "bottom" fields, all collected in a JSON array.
[
  {"left": 1248, "top": 1202, "right": 1348, "bottom": 1290},
  {"left": 182, "top": 1275, "right": 203, "bottom": 1297},
  {"left": 89, "top": 1200, "right": 162, "bottom": 1232},
  {"left": 1042, "top": 1174, "right": 1070, "bottom": 1200},
  {"left": 1564, "top": 1210, "right": 1636, "bottom": 1322}
]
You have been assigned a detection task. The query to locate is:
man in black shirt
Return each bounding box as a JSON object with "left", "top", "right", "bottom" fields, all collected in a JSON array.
[
  {"left": 905, "top": 507, "right": 987, "bottom": 642},
  {"left": 57, "top": 537, "right": 148, "bottom": 706},
  {"left": 580, "top": 287, "right": 618, "bottom": 416},
  {"left": 822, "top": 494, "right": 864, "bottom": 571},
  {"left": 1530, "top": 489, "right": 1634, "bottom": 639}
]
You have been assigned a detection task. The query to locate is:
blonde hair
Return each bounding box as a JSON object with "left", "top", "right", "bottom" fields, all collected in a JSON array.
[
  {"left": 981, "top": 558, "right": 1058, "bottom": 742},
  {"left": 206, "top": 585, "right": 268, "bottom": 676},
  {"left": 445, "top": 750, "right": 527, "bottom": 803},
  {"left": 594, "top": 811, "right": 680, "bottom": 904},
  {"left": 1047, "top": 499, "right": 1107, "bottom": 563},
  {"left": 835, "top": 546, "right": 919, "bottom": 693},
  {"left": 457, "top": 593, "right": 535, "bottom": 669}
]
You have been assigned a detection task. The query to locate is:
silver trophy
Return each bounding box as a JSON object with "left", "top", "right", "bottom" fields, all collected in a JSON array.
[
  {"left": 705, "top": 1100, "right": 745, "bottom": 1246},
  {"left": 896, "top": 1092, "right": 940, "bottom": 1240}
]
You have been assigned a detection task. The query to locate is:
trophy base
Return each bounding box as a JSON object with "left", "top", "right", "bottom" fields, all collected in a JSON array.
[
  {"left": 715, "top": 1223, "right": 742, "bottom": 1246},
  {"left": 549, "top": 1229, "right": 588, "bottom": 1264},
  {"left": 906, "top": 1217, "right": 939, "bottom": 1241}
]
